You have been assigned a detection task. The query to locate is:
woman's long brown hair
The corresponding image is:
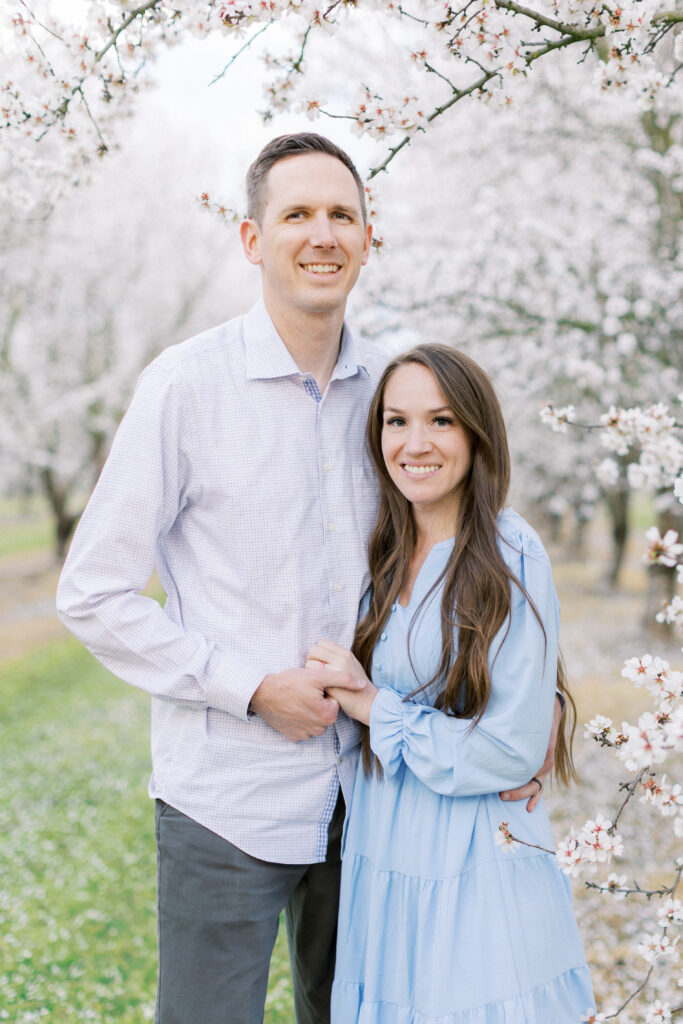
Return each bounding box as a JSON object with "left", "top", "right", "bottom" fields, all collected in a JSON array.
[{"left": 353, "top": 344, "right": 576, "bottom": 784}]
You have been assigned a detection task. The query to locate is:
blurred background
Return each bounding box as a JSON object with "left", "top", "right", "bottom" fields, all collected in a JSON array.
[{"left": 1, "top": 5, "right": 682, "bottom": 1022}]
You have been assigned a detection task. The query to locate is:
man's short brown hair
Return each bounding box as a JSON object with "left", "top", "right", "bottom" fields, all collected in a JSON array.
[{"left": 245, "top": 133, "right": 367, "bottom": 225}]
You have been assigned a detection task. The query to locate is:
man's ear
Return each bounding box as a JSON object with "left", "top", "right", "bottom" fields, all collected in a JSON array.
[
  {"left": 240, "top": 219, "right": 262, "bottom": 266},
  {"left": 361, "top": 221, "right": 373, "bottom": 266}
]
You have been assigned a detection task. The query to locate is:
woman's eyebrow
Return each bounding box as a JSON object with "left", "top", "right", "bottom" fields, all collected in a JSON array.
[{"left": 383, "top": 406, "right": 452, "bottom": 414}]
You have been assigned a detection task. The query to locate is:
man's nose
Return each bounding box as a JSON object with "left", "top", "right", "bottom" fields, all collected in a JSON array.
[{"left": 309, "top": 212, "right": 337, "bottom": 248}]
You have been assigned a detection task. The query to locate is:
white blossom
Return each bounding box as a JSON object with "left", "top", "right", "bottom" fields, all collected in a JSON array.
[
  {"left": 643, "top": 528, "right": 683, "bottom": 569},
  {"left": 637, "top": 932, "right": 679, "bottom": 965},
  {"left": 494, "top": 822, "right": 519, "bottom": 853},
  {"left": 595, "top": 458, "right": 620, "bottom": 488},
  {"left": 645, "top": 1000, "right": 672, "bottom": 1023},
  {"left": 539, "top": 402, "right": 576, "bottom": 433}
]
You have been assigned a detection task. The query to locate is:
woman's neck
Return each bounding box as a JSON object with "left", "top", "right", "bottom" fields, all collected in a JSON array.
[{"left": 412, "top": 507, "right": 458, "bottom": 551}]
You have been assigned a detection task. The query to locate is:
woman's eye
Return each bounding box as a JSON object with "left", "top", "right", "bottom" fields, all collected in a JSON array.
[
  {"left": 385, "top": 417, "right": 405, "bottom": 427},
  {"left": 434, "top": 417, "right": 453, "bottom": 427}
]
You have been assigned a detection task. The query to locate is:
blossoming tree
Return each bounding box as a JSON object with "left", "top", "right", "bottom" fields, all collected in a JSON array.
[
  {"left": 3, "top": 1, "right": 683, "bottom": 1018},
  {"left": 0, "top": 138, "right": 241, "bottom": 557}
]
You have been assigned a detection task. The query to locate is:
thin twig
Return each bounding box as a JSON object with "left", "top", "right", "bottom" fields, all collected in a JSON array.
[
  {"left": 209, "top": 23, "right": 272, "bottom": 85},
  {"left": 586, "top": 863, "right": 683, "bottom": 900},
  {"left": 605, "top": 964, "right": 655, "bottom": 1018},
  {"left": 611, "top": 767, "right": 650, "bottom": 832},
  {"left": 506, "top": 832, "right": 555, "bottom": 854}
]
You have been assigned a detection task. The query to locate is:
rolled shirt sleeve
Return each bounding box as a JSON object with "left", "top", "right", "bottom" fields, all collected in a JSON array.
[{"left": 369, "top": 531, "right": 559, "bottom": 796}]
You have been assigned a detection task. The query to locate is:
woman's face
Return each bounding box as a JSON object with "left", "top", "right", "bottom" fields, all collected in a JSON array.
[{"left": 380, "top": 362, "right": 472, "bottom": 523}]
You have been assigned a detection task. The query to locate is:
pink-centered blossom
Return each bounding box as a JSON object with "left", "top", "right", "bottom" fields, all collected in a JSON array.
[{"left": 643, "top": 527, "right": 683, "bottom": 568}]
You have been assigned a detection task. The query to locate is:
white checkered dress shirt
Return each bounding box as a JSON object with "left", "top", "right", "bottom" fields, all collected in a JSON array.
[{"left": 57, "top": 300, "right": 387, "bottom": 863}]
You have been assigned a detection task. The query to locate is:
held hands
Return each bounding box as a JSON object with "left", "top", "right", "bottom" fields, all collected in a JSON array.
[
  {"left": 250, "top": 666, "right": 364, "bottom": 743},
  {"left": 306, "top": 639, "right": 379, "bottom": 726},
  {"left": 499, "top": 693, "right": 563, "bottom": 812}
]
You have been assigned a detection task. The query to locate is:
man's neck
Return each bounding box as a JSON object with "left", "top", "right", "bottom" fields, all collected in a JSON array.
[{"left": 264, "top": 299, "right": 347, "bottom": 394}]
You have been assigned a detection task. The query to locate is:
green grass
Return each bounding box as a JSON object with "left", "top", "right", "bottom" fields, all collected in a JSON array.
[
  {"left": 0, "top": 640, "right": 294, "bottom": 1023},
  {"left": 0, "top": 515, "right": 52, "bottom": 558}
]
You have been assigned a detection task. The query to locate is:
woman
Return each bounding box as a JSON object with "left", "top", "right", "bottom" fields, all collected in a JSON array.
[{"left": 307, "top": 345, "right": 594, "bottom": 1022}]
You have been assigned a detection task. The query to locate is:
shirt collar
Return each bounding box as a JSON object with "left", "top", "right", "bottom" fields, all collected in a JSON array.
[{"left": 243, "top": 299, "right": 369, "bottom": 382}]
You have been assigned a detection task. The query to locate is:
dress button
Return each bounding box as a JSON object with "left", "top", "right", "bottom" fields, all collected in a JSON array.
[
  {"left": 391, "top": 603, "right": 397, "bottom": 612},
  {"left": 380, "top": 632, "right": 387, "bottom": 641}
]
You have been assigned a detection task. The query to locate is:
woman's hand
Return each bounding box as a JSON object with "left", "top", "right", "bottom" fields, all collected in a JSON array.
[{"left": 306, "top": 639, "right": 379, "bottom": 726}]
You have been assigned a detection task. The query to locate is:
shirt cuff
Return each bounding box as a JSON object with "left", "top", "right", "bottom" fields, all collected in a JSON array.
[{"left": 204, "top": 655, "right": 266, "bottom": 721}]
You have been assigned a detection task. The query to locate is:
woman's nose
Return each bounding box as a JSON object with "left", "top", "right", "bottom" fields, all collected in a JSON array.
[{"left": 404, "top": 426, "right": 432, "bottom": 454}]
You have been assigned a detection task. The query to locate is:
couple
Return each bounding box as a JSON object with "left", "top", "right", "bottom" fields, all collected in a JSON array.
[{"left": 57, "top": 133, "right": 593, "bottom": 1023}]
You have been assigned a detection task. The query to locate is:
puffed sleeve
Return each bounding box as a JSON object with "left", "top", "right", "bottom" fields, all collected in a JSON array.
[{"left": 369, "top": 522, "right": 558, "bottom": 796}]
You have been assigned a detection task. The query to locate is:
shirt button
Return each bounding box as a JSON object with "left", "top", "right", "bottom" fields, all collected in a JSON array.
[
  {"left": 328, "top": 522, "right": 336, "bottom": 532},
  {"left": 380, "top": 632, "right": 387, "bottom": 641},
  {"left": 333, "top": 583, "right": 342, "bottom": 592},
  {"left": 391, "top": 603, "right": 397, "bottom": 612},
  {"left": 323, "top": 461, "right": 332, "bottom": 471},
  {"left": 337, "top": 755, "right": 343, "bottom": 765}
]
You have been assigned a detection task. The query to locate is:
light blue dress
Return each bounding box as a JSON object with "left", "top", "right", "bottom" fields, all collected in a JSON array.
[{"left": 332, "top": 509, "right": 594, "bottom": 1023}]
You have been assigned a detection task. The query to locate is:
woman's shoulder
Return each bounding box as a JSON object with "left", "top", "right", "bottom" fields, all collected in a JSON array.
[{"left": 495, "top": 507, "right": 552, "bottom": 571}]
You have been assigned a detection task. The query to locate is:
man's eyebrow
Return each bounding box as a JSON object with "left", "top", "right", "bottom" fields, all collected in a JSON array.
[{"left": 278, "top": 202, "right": 360, "bottom": 215}]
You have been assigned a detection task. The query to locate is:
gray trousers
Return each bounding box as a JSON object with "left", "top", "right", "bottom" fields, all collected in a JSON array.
[{"left": 154, "top": 796, "right": 344, "bottom": 1024}]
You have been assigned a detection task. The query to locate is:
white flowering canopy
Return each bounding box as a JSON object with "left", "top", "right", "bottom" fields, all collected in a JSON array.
[{"left": 2, "top": 0, "right": 683, "bottom": 210}]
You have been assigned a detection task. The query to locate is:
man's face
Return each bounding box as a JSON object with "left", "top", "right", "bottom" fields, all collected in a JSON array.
[{"left": 240, "top": 152, "right": 372, "bottom": 321}]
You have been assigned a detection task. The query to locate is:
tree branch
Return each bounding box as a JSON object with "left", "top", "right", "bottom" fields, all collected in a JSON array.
[
  {"left": 494, "top": 0, "right": 605, "bottom": 40},
  {"left": 95, "top": 1, "right": 161, "bottom": 63}
]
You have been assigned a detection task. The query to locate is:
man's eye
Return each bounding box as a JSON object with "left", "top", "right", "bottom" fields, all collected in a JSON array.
[{"left": 332, "top": 212, "right": 352, "bottom": 221}]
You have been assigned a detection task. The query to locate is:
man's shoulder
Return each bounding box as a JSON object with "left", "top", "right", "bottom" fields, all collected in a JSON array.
[{"left": 147, "top": 313, "right": 246, "bottom": 381}]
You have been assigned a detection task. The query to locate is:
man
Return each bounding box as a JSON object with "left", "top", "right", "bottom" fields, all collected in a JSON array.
[{"left": 57, "top": 133, "right": 554, "bottom": 1024}]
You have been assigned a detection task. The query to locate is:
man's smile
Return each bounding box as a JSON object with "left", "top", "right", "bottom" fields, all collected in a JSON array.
[{"left": 300, "top": 263, "right": 342, "bottom": 274}]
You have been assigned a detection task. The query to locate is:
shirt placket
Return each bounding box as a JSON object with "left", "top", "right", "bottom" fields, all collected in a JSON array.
[{"left": 303, "top": 375, "right": 353, "bottom": 852}]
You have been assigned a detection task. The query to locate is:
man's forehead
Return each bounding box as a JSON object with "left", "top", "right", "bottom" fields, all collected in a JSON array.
[{"left": 263, "top": 153, "right": 363, "bottom": 208}]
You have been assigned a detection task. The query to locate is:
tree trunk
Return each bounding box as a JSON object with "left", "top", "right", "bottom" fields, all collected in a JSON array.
[
  {"left": 40, "top": 468, "right": 79, "bottom": 561},
  {"left": 568, "top": 509, "right": 588, "bottom": 561},
  {"left": 642, "top": 503, "right": 682, "bottom": 637},
  {"left": 603, "top": 486, "right": 630, "bottom": 586}
]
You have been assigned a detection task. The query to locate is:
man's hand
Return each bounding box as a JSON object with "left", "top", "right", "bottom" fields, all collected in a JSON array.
[
  {"left": 306, "top": 639, "right": 378, "bottom": 726},
  {"left": 499, "top": 694, "right": 562, "bottom": 812},
  {"left": 250, "top": 667, "right": 363, "bottom": 742}
]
